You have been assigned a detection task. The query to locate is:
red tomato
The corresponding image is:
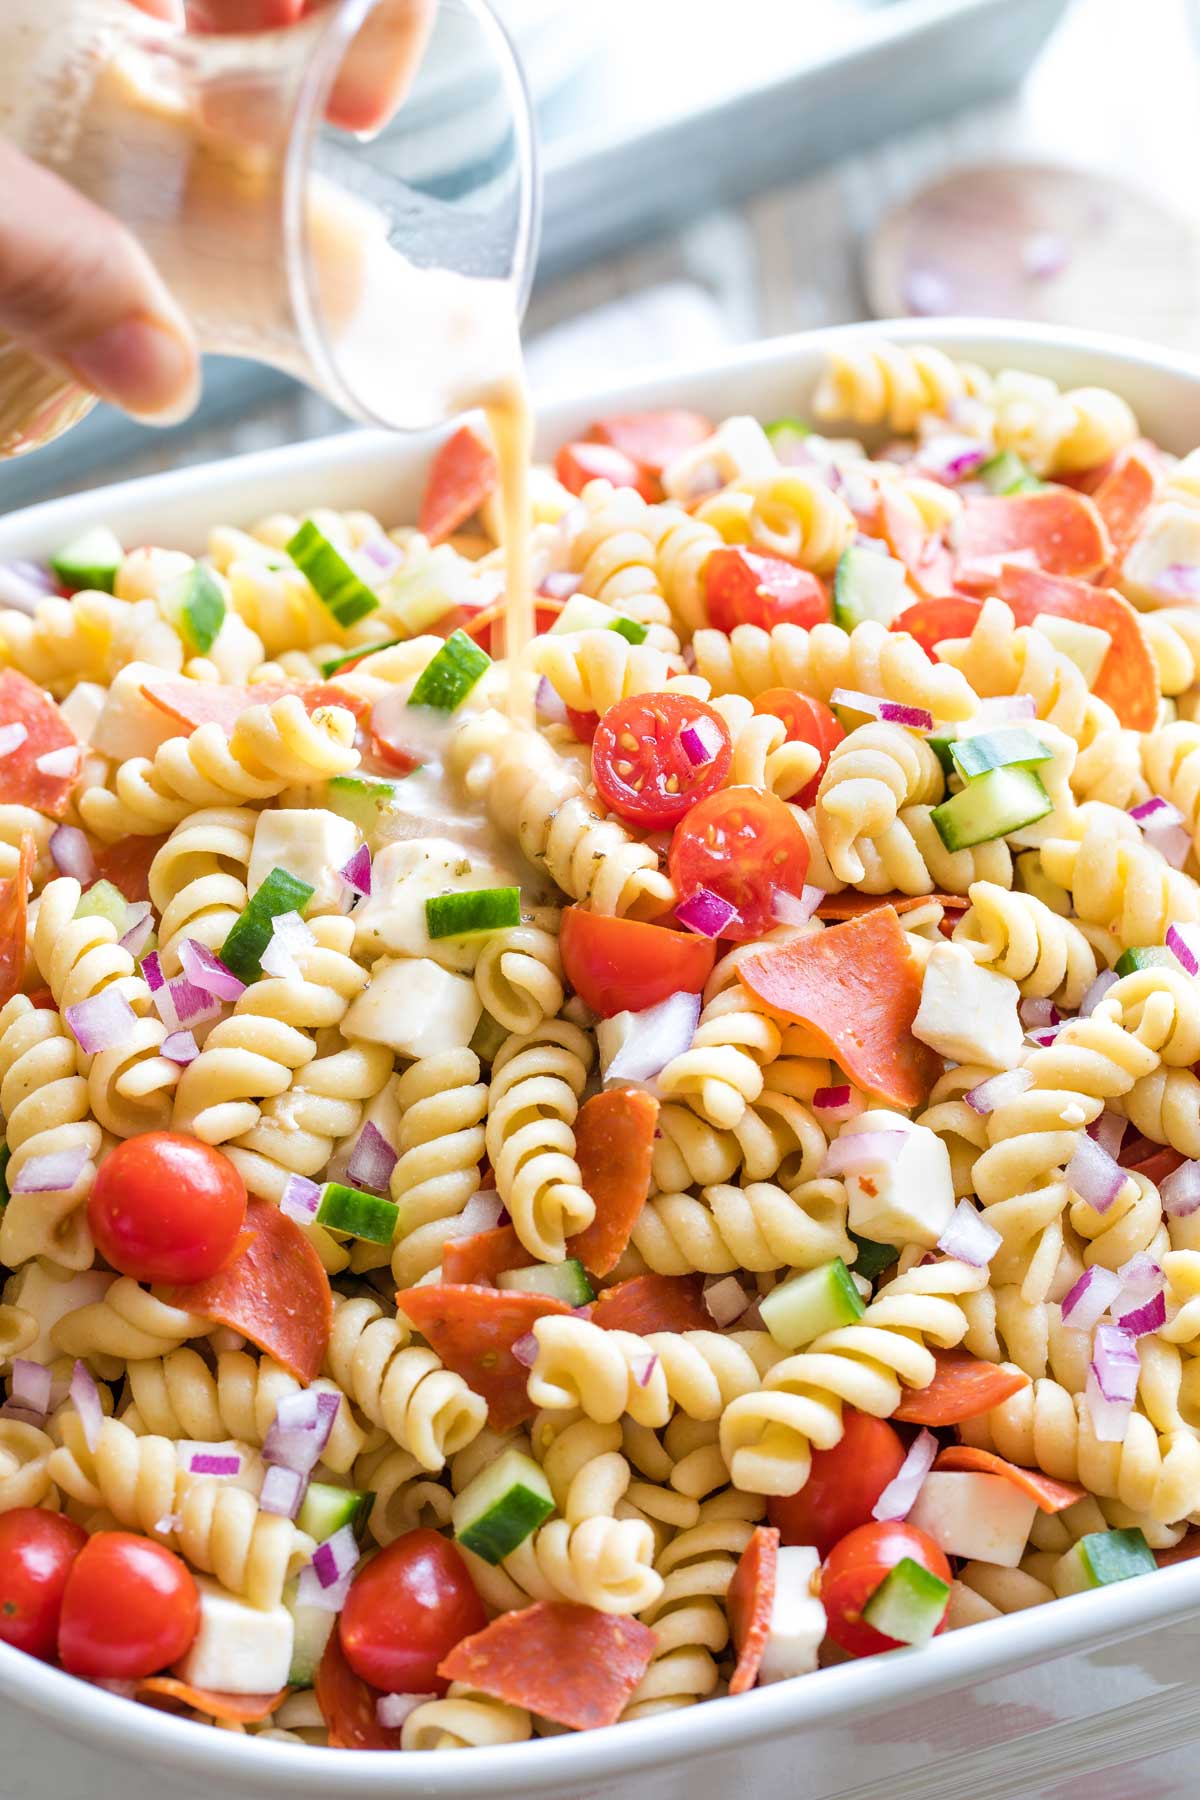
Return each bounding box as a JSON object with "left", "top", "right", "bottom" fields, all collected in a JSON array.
[
  {"left": 752, "top": 688, "right": 845, "bottom": 808},
  {"left": 0, "top": 1510, "right": 87, "bottom": 1660},
  {"left": 589, "top": 409, "right": 712, "bottom": 478},
  {"left": 566, "top": 705, "right": 601, "bottom": 744},
  {"left": 767, "top": 1412, "right": 905, "bottom": 1560},
  {"left": 669, "top": 786, "right": 810, "bottom": 943},
  {"left": 58, "top": 1533, "right": 199, "bottom": 1679},
  {"left": 890, "top": 595, "right": 983, "bottom": 660},
  {"left": 821, "top": 1521, "right": 952, "bottom": 1659},
  {"left": 559, "top": 906, "right": 717, "bottom": 1018},
  {"left": 592, "top": 694, "right": 732, "bottom": 829},
  {"left": 463, "top": 598, "right": 563, "bottom": 658},
  {"left": 87, "top": 1131, "right": 247, "bottom": 1286},
  {"left": 555, "top": 441, "right": 658, "bottom": 503},
  {"left": 339, "top": 1529, "right": 486, "bottom": 1695},
  {"left": 705, "top": 547, "right": 830, "bottom": 634}
]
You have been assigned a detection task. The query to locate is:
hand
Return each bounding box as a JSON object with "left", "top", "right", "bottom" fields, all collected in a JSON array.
[{"left": 0, "top": 0, "right": 433, "bottom": 429}]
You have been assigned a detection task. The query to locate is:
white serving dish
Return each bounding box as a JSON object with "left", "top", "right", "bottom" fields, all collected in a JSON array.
[{"left": 4, "top": 320, "right": 1200, "bottom": 1800}]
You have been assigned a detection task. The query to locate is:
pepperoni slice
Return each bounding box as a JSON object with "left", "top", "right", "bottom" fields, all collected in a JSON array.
[
  {"left": 556, "top": 442, "right": 658, "bottom": 504},
  {"left": 892, "top": 1349, "right": 1030, "bottom": 1425},
  {"left": 591, "top": 1274, "right": 712, "bottom": 1335},
  {"left": 170, "top": 1198, "right": 332, "bottom": 1384},
  {"left": 419, "top": 424, "right": 498, "bottom": 545},
  {"left": 997, "top": 561, "right": 1157, "bottom": 731},
  {"left": 567, "top": 1089, "right": 658, "bottom": 1278},
  {"left": 879, "top": 492, "right": 955, "bottom": 599},
  {"left": 315, "top": 1628, "right": 402, "bottom": 1750},
  {"left": 932, "top": 1446, "right": 1085, "bottom": 1512},
  {"left": 92, "top": 833, "right": 169, "bottom": 904},
  {"left": 395, "top": 1285, "right": 575, "bottom": 1432},
  {"left": 0, "top": 671, "right": 79, "bottom": 818},
  {"left": 589, "top": 409, "right": 713, "bottom": 479},
  {"left": 814, "top": 891, "right": 966, "bottom": 922},
  {"left": 954, "top": 491, "right": 1111, "bottom": 581},
  {"left": 463, "top": 599, "right": 562, "bottom": 658},
  {"left": 1092, "top": 443, "right": 1161, "bottom": 573},
  {"left": 438, "top": 1602, "right": 656, "bottom": 1730},
  {"left": 727, "top": 1526, "right": 780, "bottom": 1695},
  {"left": 0, "top": 834, "right": 34, "bottom": 1008},
  {"left": 136, "top": 1678, "right": 289, "bottom": 1722},
  {"left": 441, "top": 1224, "right": 526, "bottom": 1288}
]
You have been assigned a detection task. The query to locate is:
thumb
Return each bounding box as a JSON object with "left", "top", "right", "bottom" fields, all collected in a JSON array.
[{"left": 0, "top": 143, "right": 199, "bottom": 424}]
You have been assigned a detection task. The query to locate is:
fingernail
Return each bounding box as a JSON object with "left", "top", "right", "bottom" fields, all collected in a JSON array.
[{"left": 65, "top": 315, "right": 199, "bottom": 425}]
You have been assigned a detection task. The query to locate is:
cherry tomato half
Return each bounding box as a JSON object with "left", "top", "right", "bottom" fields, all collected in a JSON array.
[
  {"left": 820, "top": 1520, "right": 952, "bottom": 1659},
  {"left": 58, "top": 1532, "right": 199, "bottom": 1679},
  {"left": 339, "top": 1529, "right": 486, "bottom": 1695},
  {"left": 0, "top": 1510, "right": 87, "bottom": 1660},
  {"left": 555, "top": 441, "right": 658, "bottom": 503},
  {"left": 890, "top": 595, "right": 983, "bottom": 660},
  {"left": 560, "top": 906, "right": 717, "bottom": 1018},
  {"left": 669, "top": 786, "right": 810, "bottom": 943},
  {"left": 88, "top": 1131, "right": 247, "bottom": 1286},
  {"left": 566, "top": 705, "right": 600, "bottom": 744},
  {"left": 752, "top": 688, "right": 845, "bottom": 807},
  {"left": 767, "top": 1412, "right": 905, "bottom": 1561},
  {"left": 705, "top": 547, "right": 830, "bottom": 635},
  {"left": 592, "top": 693, "right": 733, "bottom": 829}
]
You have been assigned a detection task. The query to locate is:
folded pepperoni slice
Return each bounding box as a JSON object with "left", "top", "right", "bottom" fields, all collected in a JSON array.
[
  {"left": 0, "top": 834, "right": 34, "bottom": 1008},
  {"left": 814, "top": 891, "right": 966, "bottom": 922},
  {"left": 589, "top": 409, "right": 713, "bottom": 479},
  {"left": 1092, "top": 443, "right": 1161, "bottom": 573},
  {"left": 932, "top": 1445, "right": 1085, "bottom": 1512},
  {"left": 998, "top": 561, "right": 1157, "bottom": 731},
  {"left": 92, "top": 832, "right": 169, "bottom": 904},
  {"left": 0, "top": 671, "right": 79, "bottom": 818},
  {"left": 955, "top": 491, "right": 1111, "bottom": 580},
  {"left": 315, "top": 1629, "right": 402, "bottom": 1750},
  {"left": 395, "top": 1285, "right": 574, "bottom": 1432},
  {"left": 419, "top": 424, "right": 498, "bottom": 545},
  {"left": 136, "top": 1678, "right": 289, "bottom": 1723},
  {"left": 567, "top": 1089, "right": 659, "bottom": 1279},
  {"left": 727, "top": 1526, "right": 780, "bottom": 1695},
  {"left": 441, "top": 1224, "right": 526, "bottom": 1288},
  {"left": 438, "top": 1602, "right": 656, "bottom": 1730},
  {"left": 892, "top": 1349, "right": 1030, "bottom": 1425},
  {"left": 591, "top": 1274, "right": 711, "bottom": 1335},
  {"left": 170, "top": 1198, "right": 331, "bottom": 1384}
]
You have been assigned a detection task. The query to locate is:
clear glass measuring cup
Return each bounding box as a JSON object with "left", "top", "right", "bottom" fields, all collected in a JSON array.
[{"left": 0, "top": 0, "right": 539, "bottom": 457}]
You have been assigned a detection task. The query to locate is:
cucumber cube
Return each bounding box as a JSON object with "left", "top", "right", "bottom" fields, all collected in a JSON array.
[
  {"left": 979, "top": 451, "right": 1040, "bottom": 496},
  {"left": 326, "top": 773, "right": 404, "bottom": 842},
  {"left": 496, "top": 1259, "right": 595, "bottom": 1306},
  {"left": 316, "top": 1182, "right": 399, "bottom": 1246},
  {"left": 284, "top": 1580, "right": 335, "bottom": 1687},
  {"left": 861, "top": 1557, "right": 950, "bottom": 1645},
  {"left": 931, "top": 766, "right": 1052, "bottom": 852},
  {"left": 833, "top": 545, "right": 909, "bottom": 632},
  {"left": 452, "top": 1447, "right": 555, "bottom": 1564},
  {"left": 949, "top": 728, "right": 1052, "bottom": 780},
  {"left": 73, "top": 879, "right": 128, "bottom": 931},
  {"left": 51, "top": 525, "right": 123, "bottom": 593},
  {"left": 1115, "top": 945, "right": 1176, "bottom": 976},
  {"left": 169, "top": 564, "right": 227, "bottom": 655},
  {"left": 927, "top": 734, "right": 959, "bottom": 778},
  {"left": 760, "top": 1257, "right": 864, "bottom": 1352},
  {"left": 1054, "top": 1528, "right": 1156, "bottom": 1596},
  {"left": 296, "top": 1481, "right": 371, "bottom": 1543},
  {"left": 847, "top": 1231, "right": 898, "bottom": 1282}
]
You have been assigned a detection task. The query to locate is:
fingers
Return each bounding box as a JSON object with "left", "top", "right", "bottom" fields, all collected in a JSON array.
[
  {"left": 184, "top": 0, "right": 305, "bottom": 27},
  {"left": 0, "top": 144, "right": 199, "bottom": 425}
]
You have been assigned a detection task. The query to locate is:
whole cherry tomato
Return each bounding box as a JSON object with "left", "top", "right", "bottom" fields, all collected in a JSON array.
[
  {"left": 87, "top": 1131, "right": 247, "bottom": 1285},
  {"left": 339, "top": 1529, "right": 486, "bottom": 1695},
  {"left": 58, "top": 1532, "right": 199, "bottom": 1679},
  {"left": 820, "top": 1520, "right": 952, "bottom": 1659},
  {"left": 0, "top": 1510, "right": 88, "bottom": 1660},
  {"left": 767, "top": 1411, "right": 905, "bottom": 1560},
  {"left": 705, "top": 547, "right": 830, "bottom": 634},
  {"left": 669, "top": 785, "right": 811, "bottom": 943},
  {"left": 559, "top": 906, "right": 717, "bottom": 1018},
  {"left": 752, "top": 688, "right": 845, "bottom": 807},
  {"left": 592, "top": 693, "right": 733, "bottom": 829}
]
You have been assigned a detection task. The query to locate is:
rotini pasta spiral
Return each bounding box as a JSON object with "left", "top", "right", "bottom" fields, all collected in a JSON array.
[
  {"left": 813, "top": 340, "right": 993, "bottom": 434},
  {"left": 401, "top": 1686, "right": 532, "bottom": 1752},
  {"left": 148, "top": 806, "right": 257, "bottom": 975},
  {"left": 1039, "top": 811, "right": 1200, "bottom": 950},
  {"left": 560, "top": 480, "right": 679, "bottom": 648},
  {"left": 0, "top": 590, "right": 184, "bottom": 694},
  {"left": 0, "top": 995, "right": 100, "bottom": 1269},
  {"left": 527, "top": 1316, "right": 779, "bottom": 1429},
  {"left": 696, "top": 470, "right": 855, "bottom": 576},
  {"left": 485, "top": 1019, "right": 594, "bottom": 1263},
  {"left": 1142, "top": 720, "right": 1200, "bottom": 849},
  {"left": 629, "top": 1178, "right": 853, "bottom": 1278},
  {"left": 990, "top": 370, "right": 1137, "bottom": 476},
  {"left": 225, "top": 1035, "right": 395, "bottom": 1209},
  {"left": 656, "top": 983, "right": 784, "bottom": 1130},
  {"left": 0, "top": 1418, "right": 57, "bottom": 1512},
  {"left": 815, "top": 722, "right": 943, "bottom": 886},
  {"left": 952, "top": 881, "right": 1098, "bottom": 1008},
  {"left": 51, "top": 1276, "right": 215, "bottom": 1362},
  {"left": 326, "top": 1293, "right": 487, "bottom": 1472},
  {"left": 473, "top": 910, "right": 564, "bottom": 1035},
  {"left": 527, "top": 628, "right": 694, "bottom": 716},
  {"left": 1141, "top": 607, "right": 1200, "bottom": 696},
  {"left": 389, "top": 1048, "right": 489, "bottom": 1288}
]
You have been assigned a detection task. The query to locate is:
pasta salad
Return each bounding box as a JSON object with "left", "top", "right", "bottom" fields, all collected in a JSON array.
[{"left": 1, "top": 339, "right": 1200, "bottom": 1750}]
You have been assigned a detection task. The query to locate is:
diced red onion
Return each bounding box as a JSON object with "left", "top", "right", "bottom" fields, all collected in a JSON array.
[
  {"left": 143, "top": 949, "right": 164, "bottom": 993},
  {"left": 5, "top": 1359, "right": 51, "bottom": 1425},
  {"left": 1092, "top": 1322, "right": 1140, "bottom": 1404},
  {"left": 160, "top": 1030, "right": 199, "bottom": 1065},
  {"left": 965, "top": 1068, "right": 1033, "bottom": 1114},
  {"left": 918, "top": 435, "right": 989, "bottom": 484},
  {"left": 179, "top": 938, "right": 246, "bottom": 1001},
  {"left": 632, "top": 1353, "right": 659, "bottom": 1389},
  {"left": 10, "top": 1143, "right": 89, "bottom": 1194},
  {"left": 605, "top": 990, "right": 701, "bottom": 1086},
  {"left": 259, "top": 1464, "right": 305, "bottom": 1520},
  {"left": 1161, "top": 1158, "right": 1200, "bottom": 1218},
  {"left": 263, "top": 1389, "right": 340, "bottom": 1475},
  {"left": 63, "top": 988, "right": 136, "bottom": 1054},
  {"left": 878, "top": 701, "right": 934, "bottom": 732},
  {"left": 829, "top": 687, "right": 882, "bottom": 719},
  {"left": 1146, "top": 822, "right": 1192, "bottom": 870},
  {"left": 1117, "top": 1292, "right": 1167, "bottom": 1338},
  {"left": 0, "top": 723, "right": 28, "bottom": 759},
  {"left": 678, "top": 716, "right": 725, "bottom": 768},
  {"left": 163, "top": 975, "right": 223, "bottom": 1031},
  {"left": 35, "top": 746, "right": 79, "bottom": 779},
  {"left": 70, "top": 1360, "right": 103, "bottom": 1451},
  {"left": 0, "top": 559, "right": 56, "bottom": 612},
  {"left": 1027, "top": 1025, "right": 1064, "bottom": 1048},
  {"left": 459, "top": 1190, "right": 503, "bottom": 1235},
  {"left": 311, "top": 1523, "right": 360, "bottom": 1590},
  {"left": 49, "top": 824, "right": 96, "bottom": 883},
  {"left": 1115, "top": 1252, "right": 1164, "bottom": 1310},
  {"left": 1131, "top": 796, "right": 1185, "bottom": 828},
  {"left": 813, "top": 1085, "right": 852, "bottom": 1113},
  {"left": 704, "top": 1275, "right": 749, "bottom": 1328},
  {"left": 772, "top": 885, "right": 824, "bottom": 927},
  {"left": 280, "top": 1174, "right": 322, "bottom": 1225},
  {"left": 1166, "top": 923, "right": 1200, "bottom": 978},
  {"left": 675, "top": 887, "right": 738, "bottom": 939},
  {"left": 185, "top": 1447, "right": 242, "bottom": 1477},
  {"left": 1079, "top": 970, "right": 1118, "bottom": 1016},
  {"left": 872, "top": 1428, "right": 938, "bottom": 1521},
  {"left": 376, "top": 1693, "right": 434, "bottom": 1729},
  {"left": 1085, "top": 1368, "right": 1134, "bottom": 1443},
  {"left": 261, "top": 910, "right": 314, "bottom": 981},
  {"left": 339, "top": 843, "right": 372, "bottom": 898},
  {"left": 534, "top": 675, "right": 569, "bottom": 725},
  {"left": 347, "top": 1119, "right": 398, "bottom": 1195},
  {"left": 1087, "top": 1112, "right": 1127, "bottom": 1162},
  {"left": 936, "top": 1199, "right": 1002, "bottom": 1267},
  {"left": 357, "top": 536, "right": 403, "bottom": 580},
  {"left": 1065, "top": 1133, "right": 1127, "bottom": 1215},
  {"left": 1060, "top": 1264, "right": 1122, "bottom": 1330},
  {"left": 511, "top": 1331, "right": 538, "bottom": 1369},
  {"left": 1150, "top": 564, "right": 1200, "bottom": 603},
  {"left": 118, "top": 906, "right": 154, "bottom": 958},
  {"left": 539, "top": 572, "right": 584, "bottom": 601},
  {"left": 821, "top": 1130, "right": 909, "bottom": 1177},
  {"left": 1019, "top": 998, "right": 1060, "bottom": 1030},
  {"left": 296, "top": 1562, "right": 354, "bottom": 1613}
]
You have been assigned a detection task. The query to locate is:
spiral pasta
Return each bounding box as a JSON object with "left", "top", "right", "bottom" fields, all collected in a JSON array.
[
  {"left": 528, "top": 1316, "right": 779, "bottom": 1429},
  {"left": 473, "top": 910, "right": 564, "bottom": 1035},
  {"left": 559, "top": 480, "right": 680, "bottom": 648},
  {"left": 696, "top": 470, "right": 855, "bottom": 575},
  {"left": 148, "top": 807, "right": 258, "bottom": 975},
  {"left": 990, "top": 369, "right": 1137, "bottom": 476},
  {"left": 389, "top": 1048, "right": 489, "bottom": 1288},
  {"left": 0, "top": 1419, "right": 57, "bottom": 1513},
  {"left": 630, "top": 1178, "right": 853, "bottom": 1278},
  {"left": 0, "top": 994, "right": 100, "bottom": 1269},
  {"left": 402, "top": 1686, "right": 533, "bottom": 1752},
  {"left": 815, "top": 722, "right": 944, "bottom": 887},
  {"left": 813, "top": 340, "right": 993, "bottom": 434},
  {"left": 51, "top": 1277, "right": 215, "bottom": 1362},
  {"left": 485, "top": 1019, "right": 594, "bottom": 1263},
  {"left": 0, "top": 590, "right": 185, "bottom": 694},
  {"left": 952, "top": 881, "right": 1098, "bottom": 1008},
  {"left": 326, "top": 1294, "right": 487, "bottom": 1472}
]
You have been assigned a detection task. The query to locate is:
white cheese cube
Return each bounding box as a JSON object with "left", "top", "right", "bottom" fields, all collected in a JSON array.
[
  {"left": 174, "top": 1579, "right": 294, "bottom": 1695},
  {"left": 249, "top": 809, "right": 360, "bottom": 918},
  {"left": 343, "top": 956, "right": 480, "bottom": 1058},
  {"left": 840, "top": 1109, "right": 955, "bottom": 1248},
  {"left": 1033, "top": 613, "right": 1111, "bottom": 688},
  {"left": 353, "top": 837, "right": 514, "bottom": 972},
  {"left": 912, "top": 942, "right": 1024, "bottom": 1069},
  {"left": 1119, "top": 502, "right": 1200, "bottom": 607},
  {"left": 757, "top": 1546, "right": 826, "bottom": 1684},
  {"left": 91, "top": 662, "right": 189, "bottom": 762},
  {"left": 662, "top": 416, "right": 776, "bottom": 503},
  {"left": 907, "top": 1471, "right": 1038, "bottom": 1567},
  {"left": 58, "top": 681, "right": 106, "bottom": 747}
]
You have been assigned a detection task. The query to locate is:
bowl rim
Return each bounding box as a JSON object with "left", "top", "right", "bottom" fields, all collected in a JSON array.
[{"left": 6, "top": 313, "right": 1200, "bottom": 1790}]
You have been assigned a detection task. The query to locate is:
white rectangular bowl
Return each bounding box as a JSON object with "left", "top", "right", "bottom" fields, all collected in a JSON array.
[{"left": 4, "top": 320, "right": 1200, "bottom": 1800}]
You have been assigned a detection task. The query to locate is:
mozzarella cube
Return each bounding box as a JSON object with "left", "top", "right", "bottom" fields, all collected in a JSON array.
[
  {"left": 1033, "top": 613, "right": 1111, "bottom": 688},
  {"left": 174, "top": 1579, "right": 294, "bottom": 1695},
  {"left": 840, "top": 1108, "right": 955, "bottom": 1248},
  {"left": 249, "top": 809, "right": 360, "bottom": 917},
  {"left": 353, "top": 837, "right": 514, "bottom": 972},
  {"left": 91, "top": 662, "right": 188, "bottom": 762},
  {"left": 907, "top": 1471, "right": 1038, "bottom": 1567},
  {"left": 757, "top": 1546, "right": 826, "bottom": 1684},
  {"left": 662, "top": 416, "right": 776, "bottom": 503},
  {"left": 912, "top": 942, "right": 1024, "bottom": 1069},
  {"left": 343, "top": 956, "right": 480, "bottom": 1058},
  {"left": 1119, "top": 503, "right": 1200, "bottom": 607},
  {"left": 57, "top": 681, "right": 106, "bottom": 747}
]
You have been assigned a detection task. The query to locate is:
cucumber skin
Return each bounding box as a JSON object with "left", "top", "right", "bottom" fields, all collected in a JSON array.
[
  {"left": 458, "top": 1483, "right": 556, "bottom": 1565},
  {"left": 296, "top": 1481, "right": 370, "bottom": 1543},
  {"left": 931, "top": 766, "right": 1052, "bottom": 852},
  {"left": 861, "top": 1557, "right": 950, "bottom": 1645},
  {"left": 51, "top": 526, "right": 123, "bottom": 594},
  {"left": 497, "top": 1258, "right": 595, "bottom": 1306},
  {"left": 1080, "top": 1528, "right": 1155, "bottom": 1586}
]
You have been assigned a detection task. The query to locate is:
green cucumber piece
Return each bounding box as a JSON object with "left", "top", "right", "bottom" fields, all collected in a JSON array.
[
  {"left": 833, "top": 545, "right": 908, "bottom": 632},
  {"left": 609, "top": 616, "right": 649, "bottom": 646},
  {"left": 425, "top": 887, "right": 521, "bottom": 940},
  {"left": 760, "top": 1257, "right": 864, "bottom": 1351},
  {"left": 74, "top": 879, "right": 128, "bottom": 931},
  {"left": 287, "top": 520, "right": 380, "bottom": 627},
  {"left": 1071, "top": 1528, "right": 1156, "bottom": 1588},
  {"left": 170, "top": 564, "right": 226, "bottom": 655},
  {"left": 927, "top": 734, "right": 959, "bottom": 778},
  {"left": 979, "top": 451, "right": 1040, "bottom": 496},
  {"left": 848, "top": 1230, "right": 897, "bottom": 1282},
  {"left": 408, "top": 629, "right": 491, "bottom": 711},
  {"left": 50, "top": 526, "right": 123, "bottom": 594},
  {"left": 452, "top": 1446, "right": 555, "bottom": 1564},
  {"left": 284, "top": 1581, "right": 336, "bottom": 1688},
  {"left": 296, "top": 1481, "right": 371, "bottom": 1544},
  {"left": 220, "top": 866, "right": 316, "bottom": 983},
  {"left": 1115, "top": 945, "right": 1177, "bottom": 976},
  {"left": 0, "top": 1143, "right": 10, "bottom": 1208},
  {"left": 319, "top": 638, "right": 405, "bottom": 678},
  {"left": 326, "top": 773, "right": 403, "bottom": 840},
  {"left": 862, "top": 1557, "right": 951, "bottom": 1645},
  {"left": 931, "top": 766, "right": 1052, "bottom": 852},
  {"left": 317, "top": 1181, "right": 398, "bottom": 1246},
  {"left": 469, "top": 1009, "right": 509, "bottom": 1064},
  {"left": 496, "top": 1259, "right": 595, "bottom": 1306},
  {"left": 764, "top": 417, "right": 812, "bottom": 457},
  {"left": 949, "top": 727, "right": 1052, "bottom": 780}
]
